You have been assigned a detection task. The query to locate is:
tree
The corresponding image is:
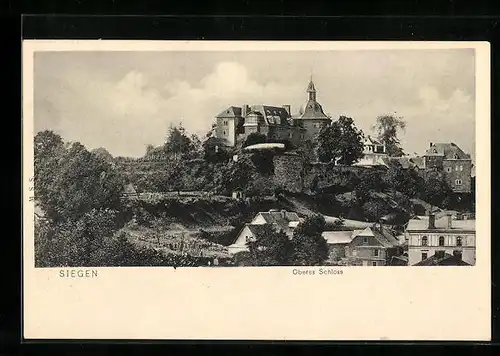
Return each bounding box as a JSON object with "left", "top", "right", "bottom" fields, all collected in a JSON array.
[
  {"left": 421, "top": 171, "right": 454, "bottom": 209},
  {"left": 289, "top": 214, "right": 329, "bottom": 266},
  {"left": 316, "top": 116, "right": 364, "bottom": 165},
  {"left": 91, "top": 147, "right": 114, "bottom": 164},
  {"left": 243, "top": 132, "right": 267, "bottom": 147},
  {"left": 35, "top": 208, "right": 119, "bottom": 267},
  {"left": 246, "top": 225, "right": 292, "bottom": 266},
  {"left": 145, "top": 144, "right": 155, "bottom": 155},
  {"left": 372, "top": 115, "right": 406, "bottom": 157},
  {"left": 164, "top": 123, "right": 194, "bottom": 157},
  {"left": 384, "top": 161, "right": 423, "bottom": 197},
  {"left": 34, "top": 132, "right": 124, "bottom": 222}
]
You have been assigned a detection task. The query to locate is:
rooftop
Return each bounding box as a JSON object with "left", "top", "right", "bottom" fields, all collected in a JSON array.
[
  {"left": 424, "top": 143, "right": 471, "bottom": 160},
  {"left": 355, "top": 225, "right": 401, "bottom": 247},
  {"left": 413, "top": 252, "right": 471, "bottom": 266},
  {"left": 406, "top": 215, "right": 475, "bottom": 231},
  {"left": 322, "top": 231, "right": 354, "bottom": 245}
]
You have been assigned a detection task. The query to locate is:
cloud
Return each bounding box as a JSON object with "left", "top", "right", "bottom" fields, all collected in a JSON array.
[
  {"left": 34, "top": 53, "right": 475, "bottom": 162},
  {"left": 36, "top": 61, "right": 303, "bottom": 157}
]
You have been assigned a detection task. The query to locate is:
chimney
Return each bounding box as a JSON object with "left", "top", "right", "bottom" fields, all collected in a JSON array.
[
  {"left": 281, "top": 210, "right": 287, "bottom": 218},
  {"left": 428, "top": 214, "right": 436, "bottom": 229},
  {"left": 447, "top": 214, "right": 452, "bottom": 229},
  {"left": 282, "top": 105, "right": 291, "bottom": 116},
  {"left": 242, "top": 104, "right": 249, "bottom": 117}
]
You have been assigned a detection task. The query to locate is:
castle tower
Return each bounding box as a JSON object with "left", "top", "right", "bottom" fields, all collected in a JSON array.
[
  {"left": 295, "top": 77, "right": 331, "bottom": 140},
  {"left": 307, "top": 76, "right": 317, "bottom": 101}
]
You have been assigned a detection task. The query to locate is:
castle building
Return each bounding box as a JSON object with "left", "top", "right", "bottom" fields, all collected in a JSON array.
[
  {"left": 353, "top": 136, "right": 389, "bottom": 167},
  {"left": 213, "top": 78, "right": 329, "bottom": 147},
  {"left": 292, "top": 78, "right": 332, "bottom": 140},
  {"left": 423, "top": 142, "right": 473, "bottom": 193}
]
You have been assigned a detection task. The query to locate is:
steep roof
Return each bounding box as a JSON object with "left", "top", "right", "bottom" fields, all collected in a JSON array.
[
  {"left": 297, "top": 100, "right": 330, "bottom": 120},
  {"left": 413, "top": 253, "right": 471, "bottom": 266},
  {"left": 389, "top": 156, "right": 425, "bottom": 169},
  {"left": 216, "top": 106, "right": 242, "bottom": 118},
  {"left": 250, "top": 105, "right": 291, "bottom": 125},
  {"left": 257, "top": 210, "right": 301, "bottom": 230},
  {"left": 424, "top": 143, "right": 471, "bottom": 160},
  {"left": 322, "top": 231, "right": 354, "bottom": 244},
  {"left": 364, "top": 136, "right": 383, "bottom": 145},
  {"left": 245, "top": 224, "right": 273, "bottom": 238},
  {"left": 354, "top": 225, "right": 401, "bottom": 248},
  {"left": 307, "top": 79, "right": 316, "bottom": 93}
]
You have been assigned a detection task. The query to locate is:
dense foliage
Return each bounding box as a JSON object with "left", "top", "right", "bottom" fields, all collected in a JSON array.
[
  {"left": 316, "top": 116, "right": 364, "bottom": 165},
  {"left": 372, "top": 115, "right": 406, "bottom": 157}
]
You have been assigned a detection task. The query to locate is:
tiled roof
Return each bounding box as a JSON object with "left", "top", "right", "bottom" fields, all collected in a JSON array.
[
  {"left": 364, "top": 136, "right": 382, "bottom": 145},
  {"left": 354, "top": 225, "right": 401, "bottom": 248},
  {"left": 245, "top": 224, "right": 273, "bottom": 238},
  {"left": 297, "top": 100, "right": 330, "bottom": 120},
  {"left": 424, "top": 143, "right": 471, "bottom": 160},
  {"left": 250, "top": 105, "right": 291, "bottom": 125},
  {"left": 389, "top": 156, "right": 425, "bottom": 169},
  {"left": 322, "top": 231, "right": 354, "bottom": 244},
  {"left": 216, "top": 106, "right": 242, "bottom": 118},
  {"left": 406, "top": 215, "right": 475, "bottom": 231},
  {"left": 257, "top": 211, "right": 301, "bottom": 231},
  {"left": 413, "top": 253, "right": 471, "bottom": 266}
]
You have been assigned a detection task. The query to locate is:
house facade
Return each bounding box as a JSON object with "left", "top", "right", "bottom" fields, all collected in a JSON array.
[
  {"left": 423, "top": 142, "right": 473, "bottom": 193},
  {"left": 353, "top": 136, "right": 389, "bottom": 167},
  {"left": 345, "top": 225, "right": 403, "bottom": 266},
  {"left": 322, "top": 230, "right": 355, "bottom": 263},
  {"left": 227, "top": 209, "right": 302, "bottom": 254},
  {"left": 405, "top": 213, "right": 476, "bottom": 266}
]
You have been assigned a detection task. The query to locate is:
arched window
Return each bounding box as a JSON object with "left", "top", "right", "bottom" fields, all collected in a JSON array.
[
  {"left": 454, "top": 153, "right": 460, "bottom": 159},
  {"left": 456, "top": 236, "right": 462, "bottom": 246},
  {"left": 421, "top": 236, "right": 428, "bottom": 246},
  {"left": 439, "top": 236, "right": 445, "bottom": 246}
]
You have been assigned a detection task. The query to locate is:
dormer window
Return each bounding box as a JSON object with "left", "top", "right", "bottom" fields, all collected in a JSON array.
[{"left": 433, "top": 149, "right": 437, "bottom": 154}]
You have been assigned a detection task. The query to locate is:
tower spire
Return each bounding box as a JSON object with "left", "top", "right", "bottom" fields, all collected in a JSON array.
[{"left": 307, "top": 73, "right": 316, "bottom": 101}]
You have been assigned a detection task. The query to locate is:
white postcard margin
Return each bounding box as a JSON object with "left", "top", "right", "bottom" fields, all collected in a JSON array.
[{"left": 22, "top": 40, "right": 491, "bottom": 341}]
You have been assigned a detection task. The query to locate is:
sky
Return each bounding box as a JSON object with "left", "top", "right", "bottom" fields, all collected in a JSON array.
[{"left": 34, "top": 49, "right": 476, "bottom": 161}]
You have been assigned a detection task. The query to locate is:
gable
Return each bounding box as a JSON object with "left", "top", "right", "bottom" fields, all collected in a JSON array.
[
  {"left": 233, "top": 225, "right": 255, "bottom": 246},
  {"left": 251, "top": 214, "right": 268, "bottom": 225},
  {"left": 350, "top": 234, "right": 385, "bottom": 248}
]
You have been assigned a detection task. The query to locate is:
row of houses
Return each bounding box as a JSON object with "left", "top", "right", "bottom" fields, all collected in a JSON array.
[{"left": 227, "top": 208, "right": 476, "bottom": 266}]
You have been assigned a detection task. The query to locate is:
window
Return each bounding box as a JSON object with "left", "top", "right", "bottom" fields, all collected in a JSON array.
[
  {"left": 374, "top": 249, "right": 379, "bottom": 257},
  {"left": 363, "top": 237, "right": 368, "bottom": 244},
  {"left": 454, "top": 154, "right": 460, "bottom": 159},
  {"left": 446, "top": 167, "right": 452, "bottom": 172},
  {"left": 352, "top": 250, "right": 357, "bottom": 257},
  {"left": 460, "top": 165, "right": 463, "bottom": 171},
  {"left": 433, "top": 149, "right": 437, "bottom": 153},
  {"left": 421, "top": 236, "right": 428, "bottom": 246},
  {"left": 372, "top": 262, "right": 377, "bottom": 266},
  {"left": 223, "top": 130, "right": 226, "bottom": 135},
  {"left": 456, "top": 236, "right": 462, "bottom": 246},
  {"left": 455, "top": 179, "right": 463, "bottom": 186},
  {"left": 421, "top": 252, "right": 428, "bottom": 261},
  {"left": 455, "top": 165, "right": 459, "bottom": 171},
  {"left": 439, "top": 236, "right": 445, "bottom": 246}
]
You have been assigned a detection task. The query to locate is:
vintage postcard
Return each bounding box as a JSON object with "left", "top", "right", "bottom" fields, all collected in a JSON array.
[{"left": 22, "top": 40, "right": 491, "bottom": 340}]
